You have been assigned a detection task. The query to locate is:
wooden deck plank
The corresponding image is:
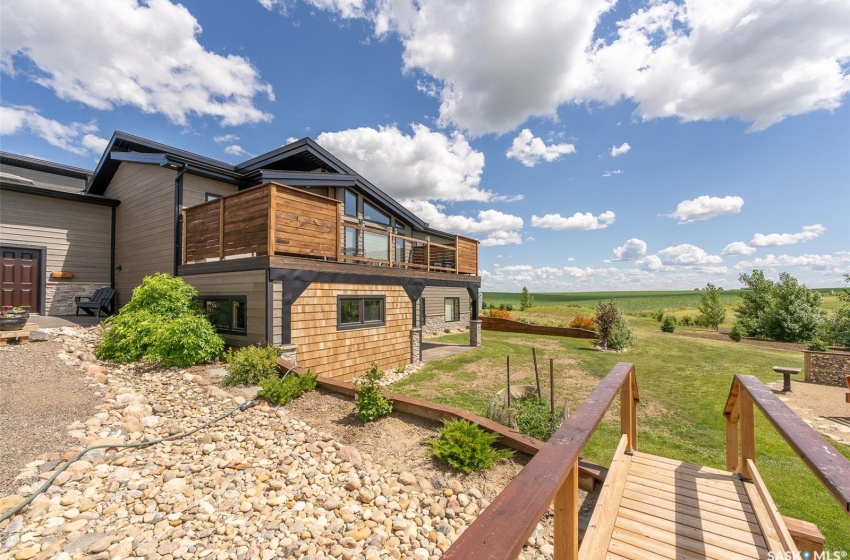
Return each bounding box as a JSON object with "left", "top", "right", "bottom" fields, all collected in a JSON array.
[
  {"left": 613, "top": 517, "right": 765, "bottom": 560},
  {"left": 607, "top": 538, "right": 673, "bottom": 560},
  {"left": 622, "top": 486, "right": 759, "bottom": 524},
  {"left": 578, "top": 435, "right": 631, "bottom": 559},
  {"left": 618, "top": 497, "right": 765, "bottom": 545},
  {"left": 631, "top": 452, "right": 735, "bottom": 476},
  {"left": 617, "top": 506, "right": 768, "bottom": 557},
  {"left": 627, "top": 472, "right": 753, "bottom": 505},
  {"left": 744, "top": 478, "right": 790, "bottom": 557},
  {"left": 627, "top": 462, "right": 749, "bottom": 498}
]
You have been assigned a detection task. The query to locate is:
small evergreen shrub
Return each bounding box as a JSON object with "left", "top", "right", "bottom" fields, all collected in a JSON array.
[
  {"left": 807, "top": 338, "right": 829, "bottom": 352},
  {"left": 514, "top": 398, "right": 563, "bottom": 442},
  {"left": 729, "top": 324, "right": 743, "bottom": 342},
  {"left": 222, "top": 344, "right": 282, "bottom": 387},
  {"left": 661, "top": 315, "right": 677, "bottom": 333},
  {"left": 569, "top": 315, "right": 596, "bottom": 330},
  {"left": 429, "top": 419, "right": 513, "bottom": 473},
  {"left": 95, "top": 273, "right": 224, "bottom": 367},
  {"left": 680, "top": 315, "right": 693, "bottom": 327},
  {"left": 607, "top": 315, "right": 635, "bottom": 351},
  {"left": 505, "top": 304, "right": 513, "bottom": 311},
  {"left": 257, "top": 372, "right": 317, "bottom": 405},
  {"left": 354, "top": 364, "right": 393, "bottom": 422}
]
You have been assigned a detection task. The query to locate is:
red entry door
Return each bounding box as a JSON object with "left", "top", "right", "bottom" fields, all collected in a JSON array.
[{"left": 0, "top": 247, "right": 40, "bottom": 312}]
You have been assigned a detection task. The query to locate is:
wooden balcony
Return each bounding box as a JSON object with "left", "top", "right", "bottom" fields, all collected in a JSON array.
[{"left": 182, "top": 182, "right": 479, "bottom": 275}]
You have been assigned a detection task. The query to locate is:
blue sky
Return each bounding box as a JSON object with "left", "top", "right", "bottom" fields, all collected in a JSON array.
[{"left": 2, "top": 0, "right": 848, "bottom": 292}]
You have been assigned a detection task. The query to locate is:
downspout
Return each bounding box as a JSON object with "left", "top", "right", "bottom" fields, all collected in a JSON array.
[
  {"left": 173, "top": 164, "right": 187, "bottom": 277},
  {"left": 110, "top": 205, "right": 116, "bottom": 289}
]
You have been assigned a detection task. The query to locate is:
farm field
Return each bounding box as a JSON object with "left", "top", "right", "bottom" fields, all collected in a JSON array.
[{"left": 392, "top": 290, "right": 850, "bottom": 551}]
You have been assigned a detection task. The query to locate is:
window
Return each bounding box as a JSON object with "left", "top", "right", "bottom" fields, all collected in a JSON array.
[
  {"left": 344, "top": 189, "right": 357, "bottom": 217},
  {"left": 363, "top": 231, "right": 388, "bottom": 260},
  {"left": 344, "top": 226, "right": 359, "bottom": 256},
  {"left": 205, "top": 192, "right": 222, "bottom": 202},
  {"left": 338, "top": 296, "right": 385, "bottom": 329},
  {"left": 363, "top": 200, "right": 390, "bottom": 225},
  {"left": 204, "top": 297, "right": 247, "bottom": 334},
  {"left": 445, "top": 297, "right": 460, "bottom": 322},
  {"left": 395, "top": 237, "right": 405, "bottom": 263}
]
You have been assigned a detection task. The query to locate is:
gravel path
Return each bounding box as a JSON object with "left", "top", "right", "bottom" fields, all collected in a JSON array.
[
  {"left": 0, "top": 335, "right": 103, "bottom": 495},
  {"left": 0, "top": 330, "right": 563, "bottom": 559}
]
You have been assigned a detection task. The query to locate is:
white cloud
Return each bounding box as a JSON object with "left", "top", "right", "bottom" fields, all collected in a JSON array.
[
  {"left": 531, "top": 210, "right": 616, "bottom": 230},
  {"left": 635, "top": 255, "right": 665, "bottom": 272},
  {"left": 259, "top": 0, "right": 366, "bottom": 19},
  {"left": 657, "top": 244, "right": 723, "bottom": 265},
  {"left": 305, "top": 0, "right": 849, "bottom": 134},
  {"left": 214, "top": 134, "right": 239, "bottom": 144},
  {"left": 602, "top": 169, "right": 623, "bottom": 177},
  {"left": 749, "top": 224, "right": 825, "bottom": 247},
  {"left": 317, "top": 124, "right": 489, "bottom": 202},
  {"left": 506, "top": 129, "right": 576, "bottom": 167},
  {"left": 610, "top": 142, "right": 631, "bottom": 157},
  {"left": 401, "top": 200, "right": 523, "bottom": 247},
  {"left": 722, "top": 241, "right": 757, "bottom": 256},
  {"left": 224, "top": 145, "right": 247, "bottom": 156},
  {"left": 0, "top": 105, "right": 107, "bottom": 156},
  {"left": 736, "top": 252, "right": 850, "bottom": 273},
  {"left": 1, "top": 0, "right": 274, "bottom": 127},
  {"left": 667, "top": 195, "right": 744, "bottom": 223},
  {"left": 610, "top": 238, "right": 647, "bottom": 261}
]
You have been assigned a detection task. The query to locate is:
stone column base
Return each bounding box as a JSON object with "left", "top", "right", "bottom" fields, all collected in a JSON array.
[
  {"left": 410, "top": 328, "right": 422, "bottom": 363},
  {"left": 278, "top": 343, "right": 298, "bottom": 366},
  {"left": 469, "top": 320, "right": 482, "bottom": 347}
]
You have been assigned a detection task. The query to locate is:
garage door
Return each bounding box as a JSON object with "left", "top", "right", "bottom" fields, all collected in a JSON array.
[{"left": 0, "top": 247, "right": 40, "bottom": 312}]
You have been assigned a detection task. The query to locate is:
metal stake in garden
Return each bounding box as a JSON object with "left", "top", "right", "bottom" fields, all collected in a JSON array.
[
  {"left": 549, "top": 358, "right": 555, "bottom": 417},
  {"left": 506, "top": 355, "right": 511, "bottom": 409},
  {"left": 533, "top": 347, "right": 541, "bottom": 400}
]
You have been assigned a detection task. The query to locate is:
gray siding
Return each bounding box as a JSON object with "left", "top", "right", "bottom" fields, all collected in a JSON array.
[
  {"left": 422, "top": 286, "right": 470, "bottom": 318},
  {"left": 183, "top": 174, "right": 238, "bottom": 207},
  {"left": 1, "top": 165, "right": 87, "bottom": 190},
  {"left": 0, "top": 189, "right": 111, "bottom": 283},
  {"left": 106, "top": 163, "right": 176, "bottom": 307},
  {"left": 183, "top": 270, "right": 268, "bottom": 345}
]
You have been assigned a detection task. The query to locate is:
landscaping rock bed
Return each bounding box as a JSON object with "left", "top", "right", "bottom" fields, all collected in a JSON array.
[{"left": 0, "top": 328, "right": 581, "bottom": 559}]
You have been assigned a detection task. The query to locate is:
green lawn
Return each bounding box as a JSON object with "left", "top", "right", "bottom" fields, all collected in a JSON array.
[{"left": 393, "top": 325, "right": 850, "bottom": 550}]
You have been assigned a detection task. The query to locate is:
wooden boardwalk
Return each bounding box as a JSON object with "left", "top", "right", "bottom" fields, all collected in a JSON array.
[{"left": 585, "top": 448, "right": 785, "bottom": 560}]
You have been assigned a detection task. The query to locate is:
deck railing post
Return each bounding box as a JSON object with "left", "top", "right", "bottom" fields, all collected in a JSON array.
[
  {"left": 218, "top": 198, "right": 225, "bottom": 261},
  {"left": 554, "top": 460, "right": 579, "bottom": 560},
  {"left": 739, "top": 390, "right": 755, "bottom": 478},
  {"left": 726, "top": 396, "right": 740, "bottom": 471},
  {"left": 620, "top": 368, "right": 637, "bottom": 452}
]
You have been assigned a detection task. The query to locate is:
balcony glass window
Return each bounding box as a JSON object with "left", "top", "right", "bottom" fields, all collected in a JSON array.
[
  {"left": 363, "top": 200, "right": 390, "bottom": 225},
  {"left": 363, "top": 231, "right": 388, "bottom": 260},
  {"left": 344, "top": 189, "right": 358, "bottom": 217},
  {"left": 344, "top": 227, "right": 359, "bottom": 256}
]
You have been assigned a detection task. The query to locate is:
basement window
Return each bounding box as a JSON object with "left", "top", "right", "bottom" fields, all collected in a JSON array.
[
  {"left": 338, "top": 296, "right": 385, "bottom": 329},
  {"left": 203, "top": 297, "right": 247, "bottom": 334},
  {"left": 444, "top": 297, "right": 460, "bottom": 322}
]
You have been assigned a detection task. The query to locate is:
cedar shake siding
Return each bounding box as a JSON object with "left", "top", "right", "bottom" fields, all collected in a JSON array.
[
  {"left": 291, "top": 282, "right": 412, "bottom": 381},
  {"left": 182, "top": 270, "right": 269, "bottom": 346},
  {"left": 106, "top": 163, "right": 176, "bottom": 307}
]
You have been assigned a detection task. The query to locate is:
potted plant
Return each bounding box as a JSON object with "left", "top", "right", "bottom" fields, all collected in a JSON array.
[{"left": 0, "top": 306, "right": 29, "bottom": 331}]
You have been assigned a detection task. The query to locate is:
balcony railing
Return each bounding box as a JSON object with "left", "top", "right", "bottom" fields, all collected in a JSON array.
[{"left": 182, "top": 182, "right": 479, "bottom": 275}]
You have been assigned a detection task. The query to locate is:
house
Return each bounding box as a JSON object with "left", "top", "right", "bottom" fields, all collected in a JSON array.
[{"left": 0, "top": 132, "right": 481, "bottom": 380}]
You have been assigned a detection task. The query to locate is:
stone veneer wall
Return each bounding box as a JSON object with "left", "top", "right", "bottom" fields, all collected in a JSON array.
[
  {"left": 803, "top": 350, "right": 850, "bottom": 387},
  {"left": 423, "top": 312, "right": 470, "bottom": 337},
  {"left": 45, "top": 281, "right": 111, "bottom": 315}
]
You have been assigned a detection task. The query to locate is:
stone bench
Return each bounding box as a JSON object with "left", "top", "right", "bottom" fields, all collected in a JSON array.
[{"left": 773, "top": 366, "right": 801, "bottom": 392}]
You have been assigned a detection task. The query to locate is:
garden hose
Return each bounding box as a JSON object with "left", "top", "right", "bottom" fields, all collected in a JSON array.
[{"left": 0, "top": 399, "right": 258, "bottom": 523}]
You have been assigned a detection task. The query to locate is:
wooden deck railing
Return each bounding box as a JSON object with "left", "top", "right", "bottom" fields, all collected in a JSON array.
[
  {"left": 442, "top": 362, "right": 639, "bottom": 560},
  {"left": 724, "top": 374, "right": 850, "bottom": 513},
  {"left": 182, "top": 182, "right": 478, "bottom": 275}
]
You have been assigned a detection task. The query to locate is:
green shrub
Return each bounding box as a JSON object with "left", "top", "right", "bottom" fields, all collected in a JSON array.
[
  {"left": 258, "top": 372, "right": 317, "bottom": 405},
  {"left": 807, "top": 338, "right": 829, "bottom": 352},
  {"left": 607, "top": 315, "right": 635, "bottom": 351},
  {"left": 222, "top": 345, "right": 282, "bottom": 386},
  {"left": 661, "top": 315, "right": 677, "bottom": 333},
  {"left": 428, "top": 419, "right": 513, "bottom": 473},
  {"left": 505, "top": 304, "right": 513, "bottom": 311},
  {"left": 513, "top": 398, "right": 563, "bottom": 442},
  {"left": 729, "top": 324, "right": 743, "bottom": 342},
  {"left": 680, "top": 315, "right": 693, "bottom": 327},
  {"left": 653, "top": 308, "right": 666, "bottom": 322},
  {"left": 95, "top": 273, "right": 224, "bottom": 367},
  {"left": 354, "top": 364, "right": 393, "bottom": 422}
]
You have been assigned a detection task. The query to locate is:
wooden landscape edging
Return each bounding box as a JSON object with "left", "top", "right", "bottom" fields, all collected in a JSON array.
[
  {"left": 481, "top": 316, "right": 597, "bottom": 340},
  {"left": 278, "top": 358, "right": 608, "bottom": 483}
]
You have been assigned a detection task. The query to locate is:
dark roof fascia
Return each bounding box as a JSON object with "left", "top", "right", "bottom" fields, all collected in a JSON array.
[
  {"left": 108, "top": 151, "right": 244, "bottom": 186},
  {"left": 250, "top": 170, "right": 358, "bottom": 188},
  {"left": 0, "top": 151, "right": 92, "bottom": 180},
  {"left": 88, "top": 131, "right": 240, "bottom": 194},
  {"left": 1, "top": 181, "right": 120, "bottom": 207}
]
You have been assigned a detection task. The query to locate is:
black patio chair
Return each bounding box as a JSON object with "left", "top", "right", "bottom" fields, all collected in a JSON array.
[{"left": 75, "top": 287, "right": 116, "bottom": 317}]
